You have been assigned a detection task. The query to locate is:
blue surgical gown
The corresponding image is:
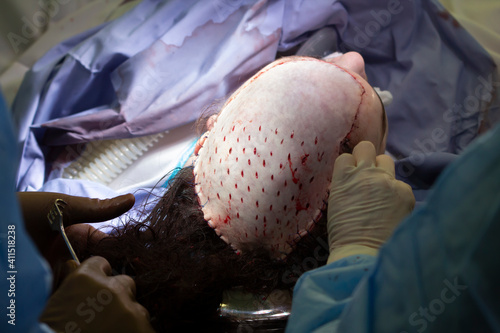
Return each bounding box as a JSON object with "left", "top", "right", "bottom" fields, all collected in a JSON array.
[
  {"left": 287, "top": 123, "right": 500, "bottom": 332},
  {"left": 0, "top": 91, "right": 52, "bottom": 332}
]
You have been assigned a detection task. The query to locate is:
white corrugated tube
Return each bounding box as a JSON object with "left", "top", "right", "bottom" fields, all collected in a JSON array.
[{"left": 62, "top": 133, "right": 164, "bottom": 185}]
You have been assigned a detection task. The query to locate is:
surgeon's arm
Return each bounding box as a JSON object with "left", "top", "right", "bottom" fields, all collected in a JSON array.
[{"left": 286, "top": 142, "right": 414, "bottom": 333}]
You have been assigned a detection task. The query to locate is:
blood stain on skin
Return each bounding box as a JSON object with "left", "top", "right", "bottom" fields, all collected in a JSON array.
[
  {"left": 301, "top": 154, "right": 309, "bottom": 166},
  {"left": 288, "top": 154, "right": 300, "bottom": 184},
  {"left": 295, "top": 200, "right": 309, "bottom": 213}
]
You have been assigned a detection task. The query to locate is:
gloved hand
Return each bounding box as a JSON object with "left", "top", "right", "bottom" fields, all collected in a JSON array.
[
  {"left": 327, "top": 141, "right": 415, "bottom": 263},
  {"left": 17, "top": 192, "right": 135, "bottom": 285},
  {"left": 40, "top": 256, "right": 155, "bottom": 333}
]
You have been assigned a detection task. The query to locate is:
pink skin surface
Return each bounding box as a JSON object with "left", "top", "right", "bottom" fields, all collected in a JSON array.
[
  {"left": 322, "top": 52, "right": 387, "bottom": 153},
  {"left": 193, "top": 52, "right": 387, "bottom": 258},
  {"left": 194, "top": 52, "right": 387, "bottom": 155}
]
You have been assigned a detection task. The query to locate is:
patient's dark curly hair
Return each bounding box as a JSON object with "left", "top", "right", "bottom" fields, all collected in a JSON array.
[
  {"left": 78, "top": 99, "right": 329, "bottom": 330},
  {"left": 79, "top": 166, "right": 328, "bottom": 332}
]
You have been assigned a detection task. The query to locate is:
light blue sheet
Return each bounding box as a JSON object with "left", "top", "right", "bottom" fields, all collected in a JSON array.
[
  {"left": 287, "top": 121, "right": 500, "bottom": 332},
  {"left": 12, "top": 0, "right": 500, "bottom": 202}
]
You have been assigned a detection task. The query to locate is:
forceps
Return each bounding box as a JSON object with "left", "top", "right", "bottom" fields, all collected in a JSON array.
[{"left": 47, "top": 199, "right": 80, "bottom": 264}]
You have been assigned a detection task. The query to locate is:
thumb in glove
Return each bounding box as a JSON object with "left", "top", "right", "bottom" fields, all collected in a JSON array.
[{"left": 327, "top": 141, "right": 415, "bottom": 263}]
